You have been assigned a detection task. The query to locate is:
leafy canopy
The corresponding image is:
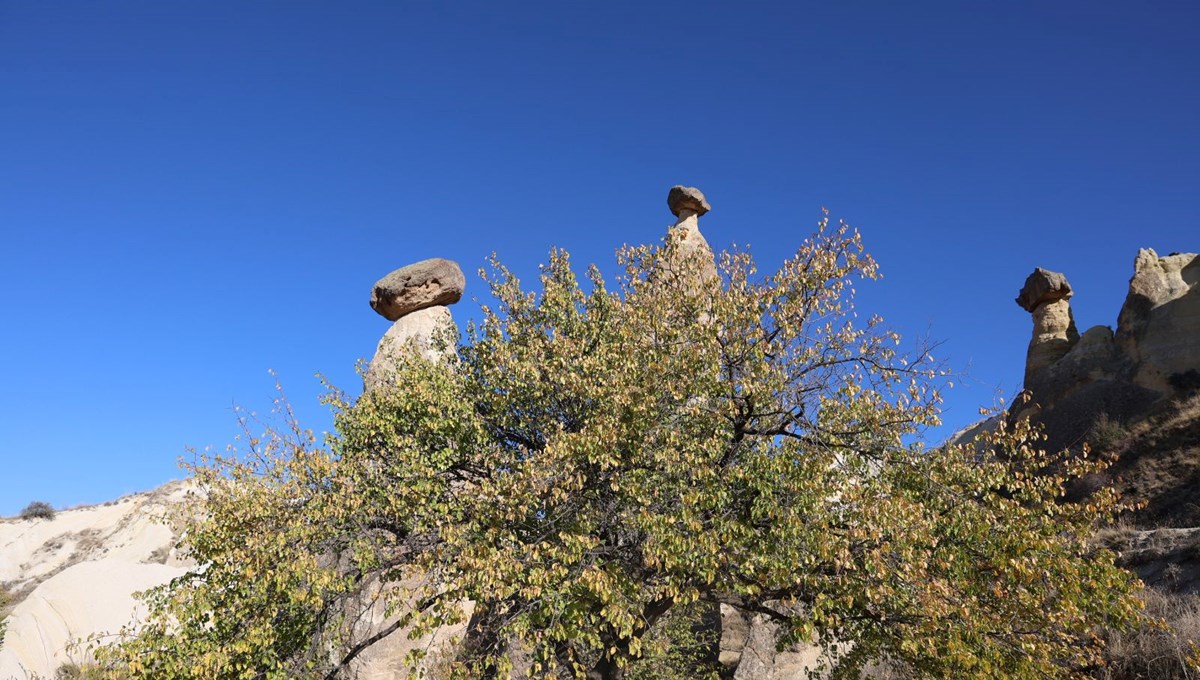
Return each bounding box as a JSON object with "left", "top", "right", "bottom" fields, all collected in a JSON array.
[{"left": 97, "top": 216, "right": 1142, "bottom": 679}]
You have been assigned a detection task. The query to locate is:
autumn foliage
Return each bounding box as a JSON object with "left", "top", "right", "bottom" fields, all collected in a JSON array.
[{"left": 96, "top": 218, "right": 1142, "bottom": 679}]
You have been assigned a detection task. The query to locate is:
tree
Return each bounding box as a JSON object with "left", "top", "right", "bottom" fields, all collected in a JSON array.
[{"left": 96, "top": 217, "right": 1142, "bottom": 679}]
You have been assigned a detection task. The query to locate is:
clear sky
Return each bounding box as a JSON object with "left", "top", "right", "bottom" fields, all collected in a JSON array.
[{"left": 1, "top": 2, "right": 1197, "bottom": 515}]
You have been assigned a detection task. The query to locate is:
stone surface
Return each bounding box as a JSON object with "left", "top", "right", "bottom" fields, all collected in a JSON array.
[
  {"left": 1, "top": 561, "right": 188, "bottom": 677},
  {"left": 1015, "top": 267, "right": 1073, "bottom": 313},
  {"left": 946, "top": 413, "right": 1003, "bottom": 451},
  {"left": 1011, "top": 249, "right": 1198, "bottom": 451},
  {"left": 718, "top": 604, "right": 749, "bottom": 668},
  {"left": 1116, "top": 249, "right": 1200, "bottom": 393},
  {"left": 670, "top": 220, "right": 720, "bottom": 285},
  {"left": 1019, "top": 324, "right": 1125, "bottom": 421},
  {"left": 364, "top": 305, "right": 456, "bottom": 392},
  {"left": 731, "top": 613, "right": 838, "bottom": 679},
  {"left": 667, "top": 185, "right": 710, "bottom": 217},
  {"left": 1024, "top": 298, "right": 1079, "bottom": 386},
  {"left": 370, "top": 258, "right": 465, "bottom": 321},
  {"left": 0, "top": 482, "right": 193, "bottom": 679},
  {"left": 347, "top": 575, "right": 472, "bottom": 679}
]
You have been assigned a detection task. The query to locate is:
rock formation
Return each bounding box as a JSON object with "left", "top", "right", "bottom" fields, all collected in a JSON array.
[
  {"left": 0, "top": 482, "right": 193, "bottom": 678},
  {"left": 345, "top": 574, "right": 472, "bottom": 680},
  {"left": 731, "top": 614, "right": 842, "bottom": 680},
  {"left": 1117, "top": 249, "right": 1200, "bottom": 394},
  {"left": 1014, "top": 248, "right": 1199, "bottom": 447},
  {"left": 1016, "top": 267, "right": 1079, "bottom": 387},
  {"left": 364, "top": 258, "right": 463, "bottom": 392},
  {"left": 665, "top": 185, "right": 719, "bottom": 285},
  {"left": 356, "top": 260, "right": 470, "bottom": 676},
  {"left": 370, "top": 257, "right": 465, "bottom": 322}
]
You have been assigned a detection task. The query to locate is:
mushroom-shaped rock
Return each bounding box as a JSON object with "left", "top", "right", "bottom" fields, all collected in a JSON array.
[
  {"left": 661, "top": 185, "right": 718, "bottom": 287},
  {"left": 370, "top": 258, "right": 465, "bottom": 321},
  {"left": 1017, "top": 267, "right": 1079, "bottom": 389},
  {"left": 667, "top": 185, "right": 711, "bottom": 218},
  {"left": 1015, "top": 267, "right": 1073, "bottom": 312}
]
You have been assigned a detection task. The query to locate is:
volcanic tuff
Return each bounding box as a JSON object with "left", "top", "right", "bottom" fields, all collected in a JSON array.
[
  {"left": 1013, "top": 249, "right": 1200, "bottom": 450},
  {"left": 0, "top": 482, "right": 193, "bottom": 678}
]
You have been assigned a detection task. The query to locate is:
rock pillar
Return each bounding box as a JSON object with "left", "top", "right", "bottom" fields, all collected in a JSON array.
[
  {"left": 364, "top": 257, "right": 465, "bottom": 392},
  {"left": 1016, "top": 267, "right": 1079, "bottom": 390},
  {"left": 665, "top": 185, "right": 719, "bottom": 285}
]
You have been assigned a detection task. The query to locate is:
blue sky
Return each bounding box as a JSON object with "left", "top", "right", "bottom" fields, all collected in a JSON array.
[{"left": 1, "top": 1, "right": 1197, "bottom": 515}]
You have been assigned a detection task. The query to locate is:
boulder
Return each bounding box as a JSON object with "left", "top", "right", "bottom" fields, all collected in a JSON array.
[
  {"left": 667, "top": 185, "right": 711, "bottom": 217},
  {"left": 731, "top": 613, "right": 839, "bottom": 679},
  {"left": 1015, "top": 267, "right": 1073, "bottom": 312},
  {"left": 346, "top": 574, "right": 471, "bottom": 680},
  {"left": 365, "top": 306, "right": 456, "bottom": 392},
  {"left": 718, "top": 604, "right": 750, "bottom": 668},
  {"left": 370, "top": 258, "right": 465, "bottom": 321}
]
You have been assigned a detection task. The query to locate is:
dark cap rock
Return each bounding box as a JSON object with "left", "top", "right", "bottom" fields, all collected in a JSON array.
[
  {"left": 1016, "top": 267, "right": 1073, "bottom": 312},
  {"left": 371, "top": 257, "right": 465, "bottom": 321},
  {"left": 667, "top": 186, "right": 710, "bottom": 217}
]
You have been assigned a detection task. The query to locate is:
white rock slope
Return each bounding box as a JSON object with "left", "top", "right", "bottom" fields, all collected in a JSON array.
[{"left": 0, "top": 482, "right": 192, "bottom": 679}]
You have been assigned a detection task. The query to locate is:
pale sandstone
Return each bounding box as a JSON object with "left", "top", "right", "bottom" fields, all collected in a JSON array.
[
  {"left": 1116, "top": 249, "right": 1200, "bottom": 393},
  {"left": 1026, "top": 298, "right": 1079, "bottom": 387},
  {"left": 364, "top": 305, "right": 456, "bottom": 392},
  {"left": 0, "top": 483, "right": 193, "bottom": 679}
]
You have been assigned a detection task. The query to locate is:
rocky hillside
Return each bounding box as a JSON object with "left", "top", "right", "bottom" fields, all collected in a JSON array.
[
  {"left": 0, "top": 482, "right": 192, "bottom": 679},
  {"left": 1012, "top": 249, "right": 1199, "bottom": 451},
  {"left": 1009, "top": 248, "right": 1200, "bottom": 558},
  {"left": 1002, "top": 250, "right": 1200, "bottom": 678}
]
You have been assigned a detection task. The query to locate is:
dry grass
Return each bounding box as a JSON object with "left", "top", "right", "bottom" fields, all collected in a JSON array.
[
  {"left": 1095, "top": 516, "right": 1143, "bottom": 550},
  {"left": 53, "top": 661, "right": 118, "bottom": 679},
  {"left": 146, "top": 543, "right": 171, "bottom": 565},
  {"left": 1100, "top": 588, "right": 1200, "bottom": 679},
  {"left": 1092, "top": 394, "right": 1200, "bottom": 527}
]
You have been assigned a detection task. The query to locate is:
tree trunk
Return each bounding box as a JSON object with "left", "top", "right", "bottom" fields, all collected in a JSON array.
[{"left": 587, "top": 655, "right": 624, "bottom": 680}]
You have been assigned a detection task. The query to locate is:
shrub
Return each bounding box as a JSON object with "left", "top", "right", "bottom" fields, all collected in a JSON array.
[
  {"left": 626, "top": 601, "right": 722, "bottom": 680},
  {"left": 56, "top": 662, "right": 112, "bottom": 679},
  {"left": 1168, "top": 370, "right": 1200, "bottom": 395},
  {"left": 1089, "top": 412, "right": 1129, "bottom": 454},
  {"left": 19, "top": 500, "right": 56, "bottom": 521},
  {"left": 1, "top": 583, "right": 13, "bottom": 645}
]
